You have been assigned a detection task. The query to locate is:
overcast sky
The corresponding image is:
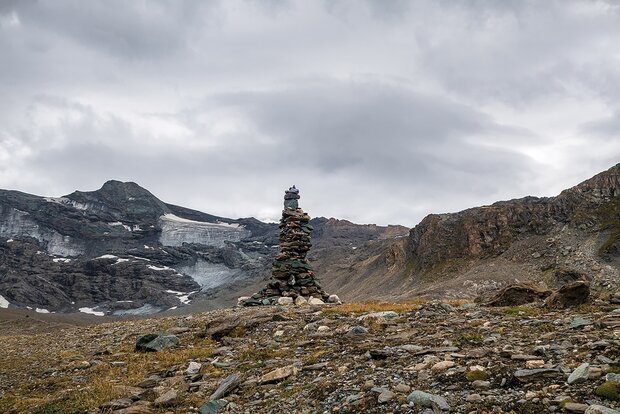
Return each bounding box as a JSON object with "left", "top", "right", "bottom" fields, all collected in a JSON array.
[{"left": 1, "top": 0, "right": 619, "bottom": 226}]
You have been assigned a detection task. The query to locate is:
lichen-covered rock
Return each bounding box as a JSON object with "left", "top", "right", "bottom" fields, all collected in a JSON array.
[{"left": 135, "top": 333, "right": 179, "bottom": 352}]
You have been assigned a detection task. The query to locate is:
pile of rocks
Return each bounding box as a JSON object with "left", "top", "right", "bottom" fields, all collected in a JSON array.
[{"left": 244, "top": 186, "right": 329, "bottom": 305}]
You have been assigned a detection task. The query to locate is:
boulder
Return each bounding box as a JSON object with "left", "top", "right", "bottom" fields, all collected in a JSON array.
[
  {"left": 135, "top": 333, "right": 179, "bottom": 353},
  {"left": 545, "top": 281, "right": 590, "bottom": 309},
  {"left": 482, "top": 283, "right": 551, "bottom": 306}
]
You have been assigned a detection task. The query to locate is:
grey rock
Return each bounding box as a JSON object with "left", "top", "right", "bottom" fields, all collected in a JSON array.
[
  {"left": 200, "top": 399, "right": 228, "bottom": 414},
  {"left": 134, "top": 333, "right": 179, "bottom": 352},
  {"left": 407, "top": 390, "right": 450, "bottom": 411},
  {"left": 570, "top": 317, "right": 593, "bottom": 329},
  {"left": 514, "top": 368, "right": 562, "bottom": 382},
  {"left": 153, "top": 389, "right": 178, "bottom": 407},
  {"left": 209, "top": 374, "right": 240, "bottom": 401},
  {"left": 585, "top": 405, "right": 620, "bottom": 414},
  {"left": 346, "top": 326, "right": 369, "bottom": 335},
  {"left": 567, "top": 363, "right": 590, "bottom": 385}
]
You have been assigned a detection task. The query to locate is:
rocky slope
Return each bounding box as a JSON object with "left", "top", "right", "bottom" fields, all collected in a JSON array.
[
  {"left": 1, "top": 298, "right": 620, "bottom": 413},
  {"left": 317, "top": 164, "right": 620, "bottom": 301},
  {"left": 0, "top": 181, "right": 406, "bottom": 315}
]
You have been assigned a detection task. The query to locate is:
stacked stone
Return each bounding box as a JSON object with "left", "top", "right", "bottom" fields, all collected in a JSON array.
[{"left": 250, "top": 186, "right": 328, "bottom": 304}]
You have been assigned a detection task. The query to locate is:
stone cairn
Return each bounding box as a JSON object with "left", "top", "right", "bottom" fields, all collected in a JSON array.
[{"left": 241, "top": 186, "right": 331, "bottom": 306}]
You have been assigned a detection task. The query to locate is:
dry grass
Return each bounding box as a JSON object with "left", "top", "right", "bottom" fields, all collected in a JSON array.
[{"left": 0, "top": 330, "right": 215, "bottom": 414}]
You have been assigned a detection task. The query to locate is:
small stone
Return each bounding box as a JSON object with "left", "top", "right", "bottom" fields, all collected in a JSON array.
[
  {"left": 514, "top": 368, "right": 562, "bottom": 382},
  {"left": 362, "top": 380, "right": 375, "bottom": 390},
  {"left": 185, "top": 361, "right": 202, "bottom": 375},
  {"left": 564, "top": 402, "right": 589, "bottom": 413},
  {"left": 100, "top": 398, "right": 133, "bottom": 410},
  {"left": 466, "top": 393, "right": 482, "bottom": 402},
  {"left": 308, "top": 297, "right": 325, "bottom": 306},
  {"left": 606, "top": 373, "right": 620, "bottom": 382},
  {"left": 210, "top": 374, "right": 240, "bottom": 400},
  {"left": 358, "top": 311, "right": 399, "bottom": 320},
  {"left": 200, "top": 399, "right": 228, "bottom": 414},
  {"left": 317, "top": 325, "right": 330, "bottom": 333},
  {"left": 571, "top": 317, "right": 594, "bottom": 329},
  {"left": 346, "top": 326, "right": 369, "bottom": 335},
  {"left": 567, "top": 363, "right": 590, "bottom": 385},
  {"left": 277, "top": 297, "right": 294, "bottom": 306},
  {"left": 431, "top": 361, "right": 456, "bottom": 372},
  {"left": 394, "top": 383, "right": 411, "bottom": 393},
  {"left": 378, "top": 389, "right": 396, "bottom": 403},
  {"left": 294, "top": 296, "right": 308, "bottom": 305},
  {"left": 526, "top": 360, "right": 545, "bottom": 369},
  {"left": 260, "top": 365, "right": 299, "bottom": 384},
  {"left": 327, "top": 294, "right": 341, "bottom": 304},
  {"left": 407, "top": 390, "right": 450, "bottom": 411},
  {"left": 472, "top": 380, "right": 491, "bottom": 389},
  {"left": 585, "top": 405, "right": 620, "bottom": 414},
  {"left": 153, "top": 389, "right": 179, "bottom": 407}
]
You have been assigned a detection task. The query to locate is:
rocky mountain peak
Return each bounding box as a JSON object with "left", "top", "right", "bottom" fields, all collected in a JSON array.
[{"left": 64, "top": 180, "right": 170, "bottom": 224}]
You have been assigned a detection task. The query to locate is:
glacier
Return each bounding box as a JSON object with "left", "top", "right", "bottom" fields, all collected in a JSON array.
[{"left": 159, "top": 214, "right": 250, "bottom": 248}]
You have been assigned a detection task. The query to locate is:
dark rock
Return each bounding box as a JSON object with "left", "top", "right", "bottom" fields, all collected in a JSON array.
[
  {"left": 514, "top": 368, "right": 562, "bottom": 382},
  {"left": 135, "top": 333, "right": 179, "bottom": 352},
  {"left": 545, "top": 281, "right": 590, "bottom": 309},
  {"left": 482, "top": 283, "right": 551, "bottom": 306}
]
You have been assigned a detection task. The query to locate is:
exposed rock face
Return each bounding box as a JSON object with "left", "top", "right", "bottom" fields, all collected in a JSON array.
[
  {"left": 251, "top": 186, "right": 328, "bottom": 302},
  {"left": 408, "top": 164, "right": 620, "bottom": 273},
  {"left": 0, "top": 180, "right": 275, "bottom": 314}
]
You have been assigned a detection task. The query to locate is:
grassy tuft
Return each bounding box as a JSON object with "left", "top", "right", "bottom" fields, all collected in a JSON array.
[{"left": 595, "top": 381, "right": 620, "bottom": 401}]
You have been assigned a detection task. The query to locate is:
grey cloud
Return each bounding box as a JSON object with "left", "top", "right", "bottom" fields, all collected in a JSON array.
[{"left": 0, "top": 0, "right": 619, "bottom": 226}]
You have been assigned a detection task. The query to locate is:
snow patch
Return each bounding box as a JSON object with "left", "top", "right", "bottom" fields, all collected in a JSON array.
[
  {"left": 53, "top": 257, "right": 72, "bottom": 263},
  {"left": 113, "top": 258, "right": 130, "bottom": 265},
  {"left": 96, "top": 254, "right": 118, "bottom": 260},
  {"left": 79, "top": 307, "right": 105, "bottom": 316},
  {"left": 144, "top": 245, "right": 154, "bottom": 250},
  {"left": 165, "top": 290, "right": 195, "bottom": 305},
  {"left": 147, "top": 265, "right": 170, "bottom": 271},
  {"left": 35, "top": 308, "right": 50, "bottom": 314},
  {"left": 6, "top": 239, "right": 13, "bottom": 243},
  {"left": 0, "top": 295, "right": 9, "bottom": 309},
  {"left": 161, "top": 214, "right": 241, "bottom": 228},
  {"left": 129, "top": 255, "right": 151, "bottom": 262}
]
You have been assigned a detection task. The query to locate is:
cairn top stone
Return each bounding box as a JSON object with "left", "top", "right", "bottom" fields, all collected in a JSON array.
[{"left": 284, "top": 185, "right": 300, "bottom": 209}]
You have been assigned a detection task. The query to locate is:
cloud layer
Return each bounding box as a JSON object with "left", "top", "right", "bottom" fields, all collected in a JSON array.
[{"left": 1, "top": 0, "right": 619, "bottom": 225}]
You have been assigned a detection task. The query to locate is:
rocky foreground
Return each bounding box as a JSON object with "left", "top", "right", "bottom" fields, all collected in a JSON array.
[{"left": 1, "top": 299, "right": 620, "bottom": 414}]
